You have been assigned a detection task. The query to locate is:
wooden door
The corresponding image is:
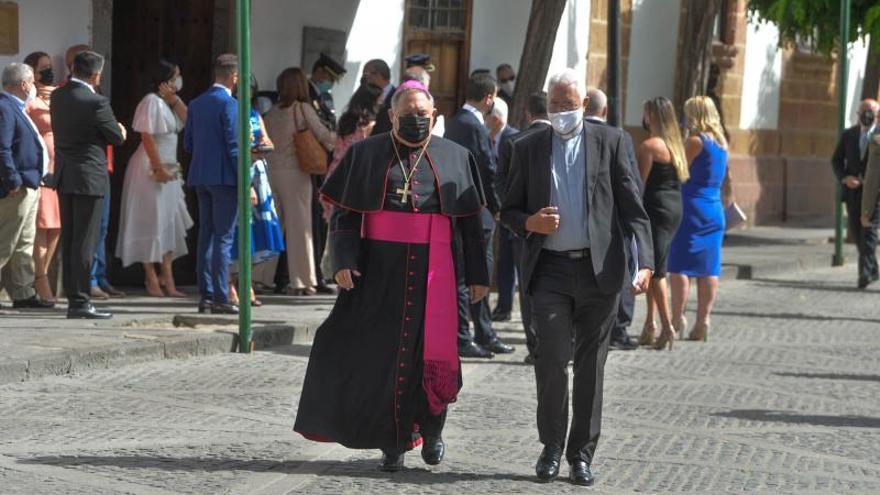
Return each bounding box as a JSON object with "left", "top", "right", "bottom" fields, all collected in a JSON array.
[
  {"left": 404, "top": 0, "right": 472, "bottom": 118},
  {"left": 109, "top": 0, "right": 216, "bottom": 286}
]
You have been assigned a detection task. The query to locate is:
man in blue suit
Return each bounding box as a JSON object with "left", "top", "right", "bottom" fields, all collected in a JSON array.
[
  {"left": 445, "top": 73, "right": 514, "bottom": 358},
  {"left": 0, "top": 63, "right": 53, "bottom": 310},
  {"left": 184, "top": 54, "right": 240, "bottom": 314}
]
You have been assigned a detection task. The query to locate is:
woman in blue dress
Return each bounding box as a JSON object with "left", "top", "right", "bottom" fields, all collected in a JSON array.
[
  {"left": 667, "top": 96, "right": 729, "bottom": 343},
  {"left": 229, "top": 106, "right": 285, "bottom": 306}
]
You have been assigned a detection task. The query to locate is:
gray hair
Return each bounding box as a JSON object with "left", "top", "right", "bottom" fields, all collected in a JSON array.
[
  {"left": 490, "top": 96, "right": 508, "bottom": 122},
  {"left": 403, "top": 67, "right": 431, "bottom": 88},
  {"left": 390, "top": 87, "right": 434, "bottom": 111},
  {"left": 547, "top": 69, "right": 585, "bottom": 97},
  {"left": 585, "top": 88, "right": 608, "bottom": 116},
  {"left": 215, "top": 53, "right": 239, "bottom": 79},
  {"left": 1, "top": 63, "right": 34, "bottom": 88}
]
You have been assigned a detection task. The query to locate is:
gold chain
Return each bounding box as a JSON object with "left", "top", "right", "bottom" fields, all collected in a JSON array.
[{"left": 390, "top": 134, "right": 430, "bottom": 192}]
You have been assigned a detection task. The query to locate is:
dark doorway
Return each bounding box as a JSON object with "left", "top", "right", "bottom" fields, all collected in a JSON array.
[{"left": 109, "top": 0, "right": 216, "bottom": 286}]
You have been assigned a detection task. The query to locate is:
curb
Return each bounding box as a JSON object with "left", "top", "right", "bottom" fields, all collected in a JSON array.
[
  {"left": 722, "top": 252, "right": 847, "bottom": 280},
  {"left": 0, "top": 320, "right": 314, "bottom": 386}
]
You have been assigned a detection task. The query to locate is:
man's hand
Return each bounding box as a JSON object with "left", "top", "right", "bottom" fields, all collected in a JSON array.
[
  {"left": 631, "top": 268, "right": 652, "bottom": 295},
  {"left": 862, "top": 214, "right": 873, "bottom": 228},
  {"left": 335, "top": 268, "right": 361, "bottom": 290},
  {"left": 843, "top": 175, "right": 862, "bottom": 189},
  {"left": 469, "top": 285, "right": 489, "bottom": 303},
  {"left": 525, "top": 206, "right": 560, "bottom": 235},
  {"left": 151, "top": 166, "right": 173, "bottom": 183},
  {"left": 118, "top": 123, "right": 128, "bottom": 141}
]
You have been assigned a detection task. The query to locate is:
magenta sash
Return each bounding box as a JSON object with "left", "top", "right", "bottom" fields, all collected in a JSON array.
[{"left": 362, "top": 210, "right": 458, "bottom": 415}]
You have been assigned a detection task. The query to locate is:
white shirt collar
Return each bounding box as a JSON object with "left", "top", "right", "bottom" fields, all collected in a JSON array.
[
  {"left": 70, "top": 77, "right": 96, "bottom": 93},
  {"left": 585, "top": 115, "right": 605, "bottom": 123},
  {"left": 213, "top": 83, "right": 232, "bottom": 96},
  {"left": 531, "top": 119, "right": 551, "bottom": 126},
  {"left": 463, "top": 103, "right": 484, "bottom": 125}
]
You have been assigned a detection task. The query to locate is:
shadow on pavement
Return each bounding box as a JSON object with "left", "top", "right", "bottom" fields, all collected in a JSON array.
[
  {"left": 16, "top": 456, "right": 537, "bottom": 484},
  {"left": 712, "top": 409, "right": 880, "bottom": 428},
  {"left": 773, "top": 372, "right": 880, "bottom": 382},
  {"left": 750, "top": 278, "right": 866, "bottom": 293}
]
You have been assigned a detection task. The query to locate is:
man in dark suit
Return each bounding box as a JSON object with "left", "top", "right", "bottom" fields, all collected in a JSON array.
[
  {"left": 363, "top": 59, "right": 395, "bottom": 136},
  {"left": 0, "top": 63, "right": 54, "bottom": 310},
  {"left": 832, "top": 98, "right": 879, "bottom": 288},
  {"left": 445, "top": 73, "right": 514, "bottom": 358},
  {"left": 502, "top": 70, "right": 653, "bottom": 486},
  {"left": 51, "top": 51, "right": 126, "bottom": 319},
  {"left": 499, "top": 92, "right": 551, "bottom": 363},
  {"left": 585, "top": 88, "right": 641, "bottom": 351},
  {"left": 484, "top": 97, "right": 518, "bottom": 323},
  {"left": 495, "top": 63, "right": 516, "bottom": 108},
  {"left": 184, "top": 54, "right": 240, "bottom": 314}
]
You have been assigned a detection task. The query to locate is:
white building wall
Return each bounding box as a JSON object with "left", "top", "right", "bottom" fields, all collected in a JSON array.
[
  {"left": 624, "top": 0, "right": 682, "bottom": 127},
  {"left": 469, "top": 0, "right": 531, "bottom": 74},
  {"left": 0, "top": 0, "right": 91, "bottom": 80},
  {"left": 544, "top": 0, "right": 590, "bottom": 91},
  {"left": 738, "top": 20, "right": 782, "bottom": 129},
  {"left": 846, "top": 36, "right": 871, "bottom": 125}
]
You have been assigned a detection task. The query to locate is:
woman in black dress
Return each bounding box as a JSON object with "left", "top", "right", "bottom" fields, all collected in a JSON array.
[{"left": 636, "top": 97, "right": 687, "bottom": 350}]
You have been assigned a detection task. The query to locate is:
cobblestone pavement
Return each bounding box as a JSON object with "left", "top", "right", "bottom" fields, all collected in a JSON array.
[{"left": 1, "top": 264, "right": 879, "bottom": 494}]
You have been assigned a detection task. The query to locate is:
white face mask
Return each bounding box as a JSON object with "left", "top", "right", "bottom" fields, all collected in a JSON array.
[
  {"left": 500, "top": 80, "right": 515, "bottom": 96},
  {"left": 549, "top": 108, "right": 584, "bottom": 137},
  {"left": 25, "top": 82, "right": 37, "bottom": 102},
  {"left": 174, "top": 76, "right": 183, "bottom": 92}
]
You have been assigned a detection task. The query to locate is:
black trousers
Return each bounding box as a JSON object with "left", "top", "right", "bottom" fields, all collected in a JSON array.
[
  {"left": 845, "top": 189, "right": 879, "bottom": 283},
  {"left": 531, "top": 251, "right": 619, "bottom": 464},
  {"left": 612, "top": 256, "right": 635, "bottom": 341},
  {"left": 311, "top": 174, "right": 328, "bottom": 284},
  {"left": 512, "top": 238, "right": 536, "bottom": 356},
  {"left": 60, "top": 193, "right": 104, "bottom": 307},
  {"left": 456, "top": 220, "right": 497, "bottom": 346}
]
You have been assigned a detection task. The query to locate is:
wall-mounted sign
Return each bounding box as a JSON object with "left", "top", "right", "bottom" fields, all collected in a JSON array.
[{"left": 0, "top": 2, "right": 18, "bottom": 55}]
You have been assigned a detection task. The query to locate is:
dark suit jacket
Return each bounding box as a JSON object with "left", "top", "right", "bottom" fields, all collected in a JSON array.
[
  {"left": 184, "top": 86, "right": 239, "bottom": 187},
  {"left": 0, "top": 93, "right": 44, "bottom": 197},
  {"left": 832, "top": 125, "right": 873, "bottom": 201},
  {"left": 585, "top": 116, "right": 641, "bottom": 191},
  {"left": 498, "top": 121, "right": 550, "bottom": 201},
  {"left": 371, "top": 85, "right": 395, "bottom": 136},
  {"left": 444, "top": 108, "right": 500, "bottom": 218},
  {"left": 501, "top": 121, "right": 654, "bottom": 295},
  {"left": 50, "top": 81, "right": 124, "bottom": 196},
  {"left": 491, "top": 124, "right": 518, "bottom": 203}
]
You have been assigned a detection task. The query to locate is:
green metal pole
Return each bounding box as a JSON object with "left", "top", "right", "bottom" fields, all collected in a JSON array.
[
  {"left": 833, "top": 0, "right": 851, "bottom": 267},
  {"left": 236, "top": 0, "right": 253, "bottom": 351}
]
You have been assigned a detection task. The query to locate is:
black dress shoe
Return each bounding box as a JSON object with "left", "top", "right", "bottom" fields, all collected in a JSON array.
[
  {"left": 315, "top": 284, "right": 337, "bottom": 295},
  {"left": 569, "top": 460, "right": 595, "bottom": 486},
  {"left": 458, "top": 341, "right": 494, "bottom": 359},
  {"left": 211, "top": 303, "right": 240, "bottom": 315},
  {"left": 609, "top": 336, "right": 639, "bottom": 351},
  {"left": 67, "top": 304, "right": 112, "bottom": 320},
  {"left": 491, "top": 309, "right": 512, "bottom": 322},
  {"left": 13, "top": 296, "right": 55, "bottom": 309},
  {"left": 536, "top": 446, "right": 562, "bottom": 482},
  {"left": 198, "top": 300, "right": 212, "bottom": 314},
  {"left": 482, "top": 338, "right": 515, "bottom": 354},
  {"left": 421, "top": 435, "right": 445, "bottom": 465},
  {"left": 378, "top": 451, "right": 405, "bottom": 472},
  {"left": 524, "top": 353, "right": 536, "bottom": 365}
]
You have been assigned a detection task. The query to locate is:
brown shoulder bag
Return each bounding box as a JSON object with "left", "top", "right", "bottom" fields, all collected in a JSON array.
[{"left": 292, "top": 101, "right": 329, "bottom": 175}]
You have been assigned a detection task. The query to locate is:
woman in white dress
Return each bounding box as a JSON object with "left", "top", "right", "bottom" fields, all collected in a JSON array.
[{"left": 116, "top": 60, "right": 193, "bottom": 297}]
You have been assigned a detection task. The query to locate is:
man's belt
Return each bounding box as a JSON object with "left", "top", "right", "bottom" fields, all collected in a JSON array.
[{"left": 543, "top": 248, "right": 591, "bottom": 259}]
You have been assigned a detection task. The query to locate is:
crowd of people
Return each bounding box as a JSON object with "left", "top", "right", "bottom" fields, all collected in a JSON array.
[{"left": 0, "top": 42, "right": 739, "bottom": 485}]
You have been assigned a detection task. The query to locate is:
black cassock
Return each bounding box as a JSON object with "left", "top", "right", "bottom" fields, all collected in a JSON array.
[{"left": 294, "top": 134, "right": 489, "bottom": 453}]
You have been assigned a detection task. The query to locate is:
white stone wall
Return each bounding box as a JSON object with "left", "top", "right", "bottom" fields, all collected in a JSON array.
[
  {"left": 0, "top": 0, "right": 92, "bottom": 80},
  {"left": 739, "top": 20, "right": 782, "bottom": 130}
]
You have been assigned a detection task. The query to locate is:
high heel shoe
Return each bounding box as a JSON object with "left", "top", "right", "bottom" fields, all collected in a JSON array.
[
  {"left": 638, "top": 322, "right": 658, "bottom": 346},
  {"left": 673, "top": 315, "right": 688, "bottom": 340},
  {"left": 653, "top": 326, "right": 676, "bottom": 351},
  {"left": 688, "top": 321, "right": 709, "bottom": 342}
]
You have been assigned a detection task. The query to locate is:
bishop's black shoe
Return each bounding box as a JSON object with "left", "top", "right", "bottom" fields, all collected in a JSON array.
[
  {"left": 569, "top": 460, "right": 595, "bottom": 486},
  {"left": 458, "top": 341, "right": 494, "bottom": 359},
  {"left": 421, "top": 435, "right": 445, "bottom": 465},
  {"left": 535, "top": 445, "right": 562, "bottom": 482},
  {"left": 379, "top": 450, "right": 405, "bottom": 472}
]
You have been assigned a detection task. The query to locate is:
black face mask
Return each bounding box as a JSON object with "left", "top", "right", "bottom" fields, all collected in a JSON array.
[
  {"left": 397, "top": 115, "right": 432, "bottom": 143},
  {"left": 861, "top": 110, "right": 876, "bottom": 127},
  {"left": 38, "top": 67, "right": 54, "bottom": 85}
]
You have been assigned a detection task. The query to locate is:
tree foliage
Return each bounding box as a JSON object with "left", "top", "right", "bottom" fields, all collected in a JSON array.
[{"left": 746, "top": 0, "right": 880, "bottom": 55}]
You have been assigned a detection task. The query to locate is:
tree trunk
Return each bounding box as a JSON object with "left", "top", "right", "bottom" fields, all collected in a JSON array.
[
  {"left": 861, "top": 41, "right": 880, "bottom": 100},
  {"left": 673, "top": 0, "right": 724, "bottom": 111},
  {"left": 510, "top": 0, "right": 568, "bottom": 129}
]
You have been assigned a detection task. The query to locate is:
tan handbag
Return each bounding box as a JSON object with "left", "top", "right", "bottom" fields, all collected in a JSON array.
[{"left": 292, "top": 102, "right": 329, "bottom": 175}]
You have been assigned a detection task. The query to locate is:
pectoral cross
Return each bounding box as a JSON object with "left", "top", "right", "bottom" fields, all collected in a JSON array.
[{"left": 395, "top": 181, "right": 411, "bottom": 203}]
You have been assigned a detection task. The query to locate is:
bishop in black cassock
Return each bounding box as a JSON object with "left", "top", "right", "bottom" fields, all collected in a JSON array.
[{"left": 293, "top": 81, "right": 490, "bottom": 472}]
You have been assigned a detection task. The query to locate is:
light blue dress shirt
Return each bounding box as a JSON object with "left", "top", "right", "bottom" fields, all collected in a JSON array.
[{"left": 544, "top": 125, "right": 590, "bottom": 251}]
